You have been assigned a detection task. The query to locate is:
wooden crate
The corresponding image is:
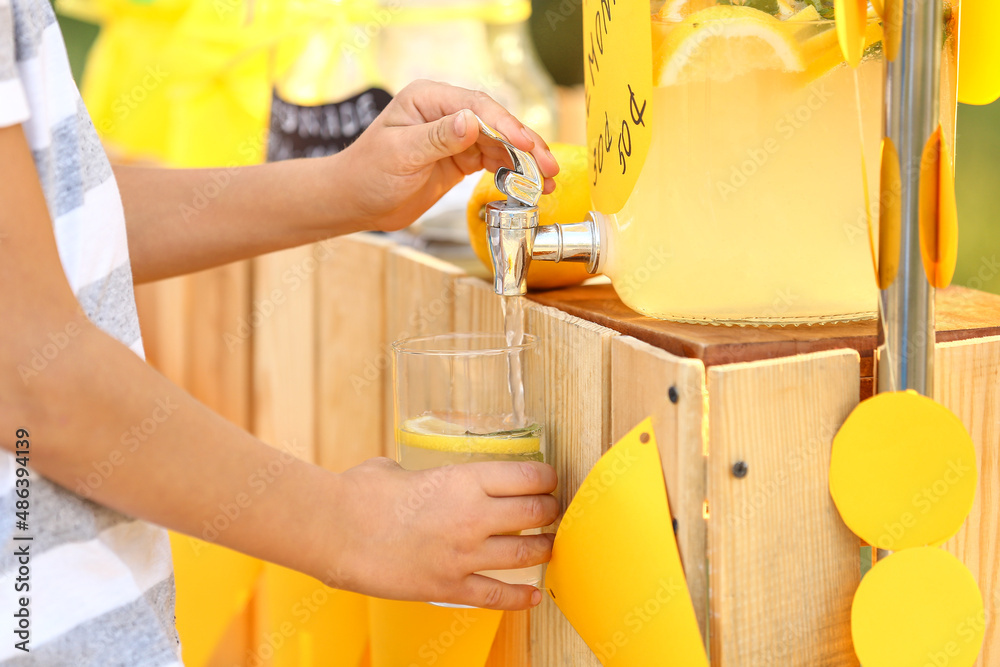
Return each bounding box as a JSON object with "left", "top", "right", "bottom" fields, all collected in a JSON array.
[{"left": 137, "top": 240, "right": 1000, "bottom": 666}]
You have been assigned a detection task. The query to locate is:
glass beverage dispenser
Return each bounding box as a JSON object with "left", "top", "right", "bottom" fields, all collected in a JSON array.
[{"left": 484, "top": 0, "right": 959, "bottom": 326}]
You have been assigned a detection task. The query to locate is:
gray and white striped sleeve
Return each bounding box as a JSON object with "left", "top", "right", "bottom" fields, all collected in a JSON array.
[{"left": 0, "top": 0, "right": 29, "bottom": 127}]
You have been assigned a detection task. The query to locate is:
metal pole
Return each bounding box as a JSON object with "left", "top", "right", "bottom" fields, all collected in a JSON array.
[{"left": 877, "top": 0, "right": 944, "bottom": 397}]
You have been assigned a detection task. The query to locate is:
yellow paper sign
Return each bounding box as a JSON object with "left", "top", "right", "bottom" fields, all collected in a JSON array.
[
  {"left": 852, "top": 547, "right": 985, "bottom": 667},
  {"left": 829, "top": 391, "right": 977, "bottom": 551},
  {"left": 368, "top": 598, "right": 502, "bottom": 667},
  {"left": 583, "top": 0, "right": 653, "bottom": 214},
  {"left": 545, "top": 418, "right": 707, "bottom": 667}
]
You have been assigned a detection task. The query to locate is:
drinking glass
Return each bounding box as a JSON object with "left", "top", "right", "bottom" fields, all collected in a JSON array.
[{"left": 392, "top": 332, "right": 546, "bottom": 588}]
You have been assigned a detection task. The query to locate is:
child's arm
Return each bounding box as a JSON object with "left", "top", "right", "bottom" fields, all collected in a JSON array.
[
  {"left": 0, "top": 123, "right": 558, "bottom": 609},
  {"left": 116, "top": 80, "right": 560, "bottom": 283}
]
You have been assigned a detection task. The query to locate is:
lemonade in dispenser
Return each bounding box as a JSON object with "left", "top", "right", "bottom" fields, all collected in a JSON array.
[{"left": 483, "top": 1, "right": 959, "bottom": 325}]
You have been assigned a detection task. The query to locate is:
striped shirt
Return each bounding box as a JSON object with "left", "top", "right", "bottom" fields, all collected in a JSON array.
[{"left": 0, "top": 0, "right": 181, "bottom": 663}]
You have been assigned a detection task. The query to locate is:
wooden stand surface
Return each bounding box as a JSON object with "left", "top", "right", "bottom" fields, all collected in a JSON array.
[
  {"left": 530, "top": 283, "right": 1000, "bottom": 398},
  {"left": 135, "top": 236, "right": 999, "bottom": 667}
]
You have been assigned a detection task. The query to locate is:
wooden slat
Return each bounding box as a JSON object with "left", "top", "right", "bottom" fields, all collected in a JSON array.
[
  {"left": 529, "top": 284, "right": 1000, "bottom": 399},
  {"left": 936, "top": 336, "right": 1000, "bottom": 667},
  {"left": 609, "top": 336, "right": 709, "bottom": 643},
  {"left": 316, "top": 234, "right": 391, "bottom": 472},
  {"left": 383, "top": 246, "right": 464, "bottom": 457},
  {"left": 707, "top": 349, "right": 861, "bottom": 666},
  {"left": 527, "top": 304, "right": 618, "bottom": 667},
  {"left": 385, "top": 245, "right": 465, "bottom": 339},
  {"left": 454, "top": 276, "right": 504, "bottom": 335},
  {"left": 485, "top": 610, "right": 531, "bottom": 667},
  {"left": 252, "top": 245, "right": 319, "bottom": 462},
  {"left": 134, "top": 276, "right": 189, "bottom": 384},
  {"left": 185, "top": 263, "right": 252, "bottom": 428}
]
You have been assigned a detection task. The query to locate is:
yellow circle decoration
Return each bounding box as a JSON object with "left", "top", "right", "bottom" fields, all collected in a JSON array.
[
  {"left": 852, "top": 547, "right": 985, "bottom": 667},
  {"left": 830, "top": 391, "right": 976, "bottom": 550}
]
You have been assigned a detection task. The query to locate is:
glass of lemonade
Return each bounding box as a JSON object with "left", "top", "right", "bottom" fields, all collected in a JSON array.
[{"left": 392, "top": 332, "right": 546, "bottom": 589}]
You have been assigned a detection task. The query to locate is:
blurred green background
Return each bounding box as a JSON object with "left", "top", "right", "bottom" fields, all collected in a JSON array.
[{"left": 56, "top": 4, "right": 999, "bottom": 296}]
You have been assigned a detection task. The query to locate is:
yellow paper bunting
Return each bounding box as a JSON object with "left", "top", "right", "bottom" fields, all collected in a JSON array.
[
  {"left": 252, "top": 563, "right": 368, "bottom": 667},
  {"left": 830, "top": 391, "right": 977, "bottom": 551},
  {"left": 877, "top": 136, "right": 902, "bottom": 289},
  {"left": 368, "top": 598, "right": 502, "bottom": 667},
  {"left": 169, "top": 533, "right": 263, "bottom": 667},
  {"left": 918, "top": 127, "right": 960, "bottom": 288},
  {"left": 834, "top": 0, "right": 868, "bottom": 67},
  {"left": 957, "top": 0, "right": 1000, "bottom": 105},
  {"left": 852, "top": 547, "right": 985, "bottom": 667},
  {"left": 545, "top": 418, "right": 707, "bottom": 667}
]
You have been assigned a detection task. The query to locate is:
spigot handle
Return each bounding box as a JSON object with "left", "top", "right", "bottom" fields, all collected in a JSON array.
[{"left": 474, "top": 115, "right": 543, "bottom": 207}]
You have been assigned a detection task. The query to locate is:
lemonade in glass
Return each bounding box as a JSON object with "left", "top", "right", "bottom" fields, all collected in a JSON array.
[
  {"left": 392, "top": 333, "right": 546, "bottom": 589},
  {"left": 602, "top": 0, "right": 890, "bottom": 324}
]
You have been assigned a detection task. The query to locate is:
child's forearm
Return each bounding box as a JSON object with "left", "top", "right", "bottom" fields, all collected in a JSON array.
[
  {"left": 2, "top": 323, "right": 559, "bottom": 608},
  {"left": 117, "top": 81, "right": 559, "bottom": 285},
  {"left": 115, "top": 155, "right": 363, "bottom": 284},
  {"left": 4, "top": 319, "right": 344, "bottom": 582}
]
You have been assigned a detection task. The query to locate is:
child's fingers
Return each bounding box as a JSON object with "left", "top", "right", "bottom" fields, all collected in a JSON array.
[
  {"left": 520, "top": 126, "right": 559, "bottom": 179},
  {"left": 450, "top": 141, "right": 485, "bottom": 176},
  {"left": 402, "top": 109, "right": 478, "bottom": 171},
  {"left": 460, "top": 574, "right": 544, "bottom": 610},
  {"left": 488, "top": 495, "right": 560, "bottom": 534},
  {"left": 473, "top": 461, "right": 558, "bottom": 497},
  {"left": 475, "top": 533, "right": 554, "bottom": 572},
  {"left": 399, "top": 80, "right": 559, "bottom": 179},
  {"left": 405, "top": 80, "right": 528, "bottom": 149},
  {"left": 473, "top": 120, "right": 558, "bottom": 181}
]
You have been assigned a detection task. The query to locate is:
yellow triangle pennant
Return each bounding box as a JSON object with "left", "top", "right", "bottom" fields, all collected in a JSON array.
[{"left": 545, "top": 418, "right": 707, "bottom": 666}]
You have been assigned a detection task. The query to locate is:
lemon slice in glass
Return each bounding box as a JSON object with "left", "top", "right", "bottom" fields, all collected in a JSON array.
[
  {"left": 398, "top": 415, "right": 542, "bottom": 456},
  {"left": 655, "top": 5, "right": 805, "bottom": 86}
]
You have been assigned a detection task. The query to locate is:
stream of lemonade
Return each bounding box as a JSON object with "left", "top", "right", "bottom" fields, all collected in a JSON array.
[
  {"left": 603, "top": 6, "right": 884, "bottom": 324},
  {"left": 502, "top": 295, "right": 527, "bottom": 428}
]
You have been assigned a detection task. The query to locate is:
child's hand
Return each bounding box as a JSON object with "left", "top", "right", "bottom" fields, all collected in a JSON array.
[
  {"left": 337, "top": 80, "right": 560, "bottom": 232},
  {"left": 319, "top": 456, "right": 559, "bottom": 610}
]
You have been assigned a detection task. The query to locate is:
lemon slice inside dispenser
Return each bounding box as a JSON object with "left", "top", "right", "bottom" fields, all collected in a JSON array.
[
  {"left": 654, "top": 6, "right": 805, "bottom": 86},
  {"left": 829, "top": 391, "right": 977, "bottom": 551}
]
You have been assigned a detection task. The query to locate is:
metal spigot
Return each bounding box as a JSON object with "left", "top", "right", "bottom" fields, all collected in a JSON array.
[{"left": 476, "top": 116, "right": 603, "bottom": 296}]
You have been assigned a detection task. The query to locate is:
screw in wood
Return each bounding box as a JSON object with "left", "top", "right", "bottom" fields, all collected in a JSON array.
[
  {"left": 668, "top": 385, "right": 679, "bottom": 403},
  {"left": 732, "top": 461, "right": 749, "bottom": 478}
]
